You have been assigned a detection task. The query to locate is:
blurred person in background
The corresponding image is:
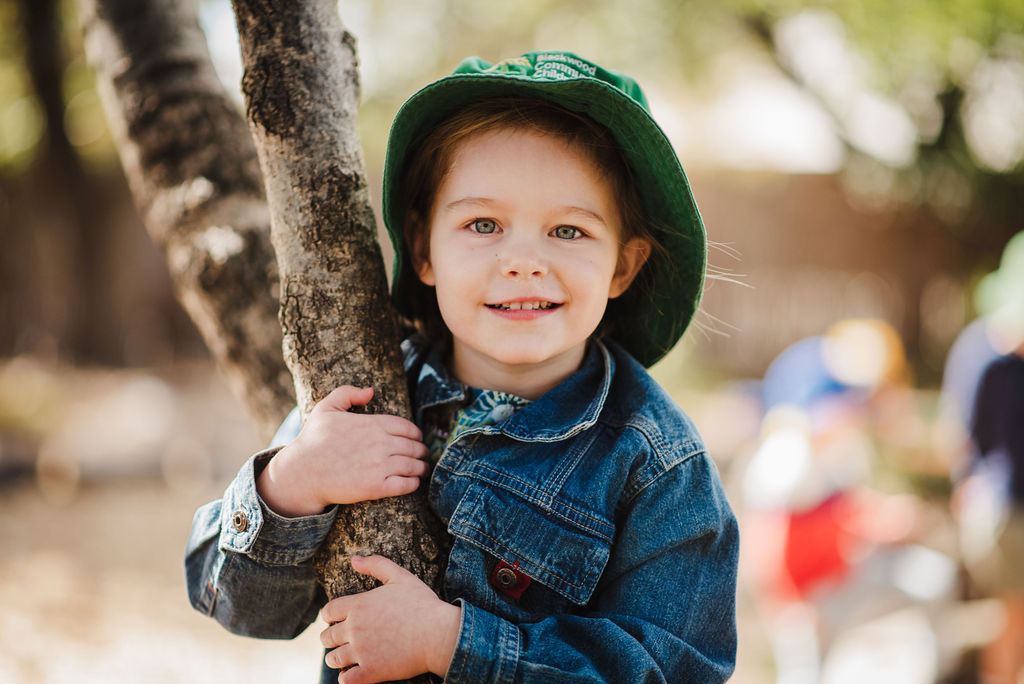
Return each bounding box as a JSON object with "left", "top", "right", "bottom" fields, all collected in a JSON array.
[
  {"left": 742, "top": 319, "right": 956, "bottom": 684},
  {"left": 953, "top": 231, "right": 1024, "bottom": 684}
]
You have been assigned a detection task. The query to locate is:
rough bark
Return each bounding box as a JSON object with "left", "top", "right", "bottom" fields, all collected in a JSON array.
[
  {"left": 78, "top": 0, "right": 293, "bottom": 440},
  {"left": 229, "top": 0, "right": 447, "bottom": 607}
]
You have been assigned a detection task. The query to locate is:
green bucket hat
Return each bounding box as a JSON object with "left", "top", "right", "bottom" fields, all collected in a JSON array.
[{"left": 382, "top": 50, "right": 707, "bottom": 367}]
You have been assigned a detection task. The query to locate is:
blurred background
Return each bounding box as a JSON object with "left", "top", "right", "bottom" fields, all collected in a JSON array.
[{"left": 2, "top": 0, "right": 1023, "bottom": 681}]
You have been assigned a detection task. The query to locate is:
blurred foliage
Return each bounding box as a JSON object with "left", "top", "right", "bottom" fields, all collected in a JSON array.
[
  {"left": 729, "top": 0, "right": 1024, "bottom": 250},
  {"left": 3, "top": 0, "right": 1020, "bottom": 225},
  {"left": 738, "top": 0, "right": 1024, "bottom": 64},
  {"left": 0, "top": 0, "right": 114, "bottom": 172},
  {"left": 1, "top": 0, "right": 1021, "bottom": 367},
  {"left": 0, "top": 357, "right": 64, "bottom": 437},
  {"left": 343, "top": 0, "right": 1023, "bottom": 251},
  {"left": 0, "top": 0, "right": 43, "bottom": 170}
]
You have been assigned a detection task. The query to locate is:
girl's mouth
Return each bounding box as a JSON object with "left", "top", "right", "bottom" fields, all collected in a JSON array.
[{"left": 486, "top": 301, "right": 560, "bottom": 311}]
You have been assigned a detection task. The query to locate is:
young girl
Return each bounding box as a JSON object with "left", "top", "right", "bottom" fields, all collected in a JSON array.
[{"left": 186, "top": 51, "right": 739, "bottom": 683}]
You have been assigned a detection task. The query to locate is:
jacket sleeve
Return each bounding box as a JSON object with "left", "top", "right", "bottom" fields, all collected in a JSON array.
[
  {"left": 443, "top": 452, "right": 739, "bottom": 683},
  {"left": 184, "top": 448, "right": 338, "bottom": 639}
]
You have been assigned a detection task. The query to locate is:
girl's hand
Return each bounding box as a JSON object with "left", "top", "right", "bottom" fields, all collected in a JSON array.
[
  {"left": 257, "top": 386, "right": 429, "bottom": 517},
  {"left": 320, "top": 555, "right": 460, "bottom": 683}
]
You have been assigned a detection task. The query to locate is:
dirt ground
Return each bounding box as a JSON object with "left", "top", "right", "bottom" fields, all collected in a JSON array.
[
  {"left": 0, "top": 479, "right": 326, "bottom": 683},
  {"left": 0, "top": 359, "right": 329, "bottom": 683}
]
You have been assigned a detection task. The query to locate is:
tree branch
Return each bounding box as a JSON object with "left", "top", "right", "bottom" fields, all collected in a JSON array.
[{"left": 78, "top": 0, "right": 293, "bottom": 439}]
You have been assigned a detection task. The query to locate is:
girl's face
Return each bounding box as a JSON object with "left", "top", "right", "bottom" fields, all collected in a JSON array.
[{"left": 415, "top": 128, "right": 649, "bottom": 398}]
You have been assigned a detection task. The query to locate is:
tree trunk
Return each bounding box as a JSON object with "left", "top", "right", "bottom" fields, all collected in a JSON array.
[
  {"left": 78, "top": 0, "right": 293, "bottom": 440},
  {"left": 83, "top": 2, "right": 449, "bottom": 677},
  {"left": 228, "top": 0, "right": 447, "bottom": 607}
]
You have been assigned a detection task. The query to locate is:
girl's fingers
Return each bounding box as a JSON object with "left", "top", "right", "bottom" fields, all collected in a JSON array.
[
  {"left": 349, "top": 554, "right": 413, "bottom": 585},
  {"left": 387, "top": 436, "right": 428, "bottom": 460},
  {"left": 318, "top": 386, "right": 374, "bottom": 413},
  {"left": 319, "top": 618, "right": 347, "bottom": 646},
  {"left": 338, "top": 665, "right": 371, "bottom": 684},
  {"left": 320, "top": 598, "right": 350, "bottom": 626},
  {"left": 390, "top": 456, "right": 428, "bottom": 478},
  {"left": 325, "top": 645, "right": 355, "bottom": 671},
  {"left": 409, "top": 440, "right": 429, "bottom": 459},
  {"left": 380, "top": 476, "right": 421, "bottom": 498},
  {"left": 379, "top": 415, "right": 424, "bottom": 441}
]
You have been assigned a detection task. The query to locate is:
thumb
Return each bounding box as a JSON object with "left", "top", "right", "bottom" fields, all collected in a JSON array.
[
  {"left": 350, "top": 554, "right": 412, "bottom": 585},
  {"left": 318, "top": 386, "right": 374, "bottom": 413}
]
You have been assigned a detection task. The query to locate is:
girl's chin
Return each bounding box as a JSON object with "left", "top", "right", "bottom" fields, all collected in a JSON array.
[{"left": 480, "top": 346, "right": 585, "bottom": 370}]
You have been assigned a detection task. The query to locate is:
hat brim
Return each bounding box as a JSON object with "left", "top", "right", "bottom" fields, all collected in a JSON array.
[{"left": 382, "top": 72, "right": 706, "bottom": 367}]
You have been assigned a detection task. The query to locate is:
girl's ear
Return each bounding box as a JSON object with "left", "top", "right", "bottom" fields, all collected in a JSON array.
[
  {"left": 415, "top": 256, "right": 436, "bottom": 286},
  {"left": 406, "top": 213, "right": 435, "bottom": 286},
  {"left": 608, "top": 237, "right": 651, "bottom": 298}
]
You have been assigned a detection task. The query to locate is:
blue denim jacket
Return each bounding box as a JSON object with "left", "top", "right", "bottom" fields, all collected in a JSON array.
[{"left": 185, "top": 337, "right": 739, "bottom": 682}]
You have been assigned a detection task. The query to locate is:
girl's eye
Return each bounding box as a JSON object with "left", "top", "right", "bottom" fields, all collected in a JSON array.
[
  {"left": 552, "top": 225, "right": 581, "bottom": 240},
  {"left": 471, "top": 218, "right": 498, "bottom": 234}
]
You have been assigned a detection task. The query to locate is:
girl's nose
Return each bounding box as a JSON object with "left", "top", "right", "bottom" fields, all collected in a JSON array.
[{"left": 499, "top": 242, "right": 547, "bottom": 278}]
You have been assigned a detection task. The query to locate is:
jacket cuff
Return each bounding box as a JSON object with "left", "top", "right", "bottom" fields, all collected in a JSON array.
[
  {"left": 218, "top": 448, "right": 338, "bottom": 565},
  {"left": 445, "top": 600, "right": 520, "bottom": 683}
]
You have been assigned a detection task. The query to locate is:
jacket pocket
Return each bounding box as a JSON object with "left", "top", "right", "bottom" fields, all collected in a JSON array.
[{"left": 448, "top": 480, "right": 611, "bottom": 606}]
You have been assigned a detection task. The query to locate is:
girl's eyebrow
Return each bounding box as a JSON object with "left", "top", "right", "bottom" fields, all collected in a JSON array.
[
  {"left": 443, "top": 197, "right": 496, "bottom": 212},
  {"left": 443, "top": 197, "right": 608, "bottom": 225},
  {"left": 560, "top": 205, "right": 608, "bottom": 226}
]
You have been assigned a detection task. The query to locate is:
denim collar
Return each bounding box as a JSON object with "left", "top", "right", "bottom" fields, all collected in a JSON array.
[{"left": 412, "top": 339, "right": 614, "bottom": 443}]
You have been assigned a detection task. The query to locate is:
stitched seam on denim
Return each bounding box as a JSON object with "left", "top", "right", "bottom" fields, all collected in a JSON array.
[
  {"left": 455, "top": 429, "right": 613, "bottom": 537},
  {"left": 465, "top": 470, "right": 613, "bottom": 540},
  {"left": 499, "top": 618, "right": 520, "bottom": 683},
  {"left": 570, "top": 338, "right": 613, "bottom": 431},
  {"left": 463, "top": 603, "right": 477, "bottom": 681},
  {"left": 467, "top": 525, "right": 590, "bottom": 595},
  {"left": 456, "top": 523, "right": 600, "bottom": 597},
  {"left": 444, "top": 602, "right": 473, "bottom": 682},
  {"left": 496, "top": 616, "right": 510, "bottom": 681},
  {"left": 248, "top": 549, "right": 317, "bottom": 566},
  {"left": 501, "top": 340, "right": 613, "bottom": 443},
  {"left": 604, "top": 420, "right": 702, "bottom": 501},
  {"left": 446, "top": 425, "right": 503, "bottom": 454},
  {"left": 501, "top": 422, "right": 594, "bottom": 443},
  {"left": 599, "top": 413, "right": 703, "bottom": 465},
  {"left": 258, "top": 511, "right": 336, "bottom": 534},
  {"left": 625, "top": 448, "right": 705, "bottom": 507},
  {"left": 249, "top": 506, "right": 334, "bottom": 562},
  {"left": 436, "top": 436, "right": 469, "bottom": 472},
  {"left": 469, "top": 463, "right": 538, "bottom": 495},
  {"left": 201, "top": 551, "right": 226, "bottom": 615},
  {"left": 448, "top": 483, "right": 487, "bottom": 535},
  {"left": 210, "top": 551, "right": 232, "bottom": 608},
  {"left": 247, "top": 519, "right": 323, "bottom": 564},
  {"left": 543, "top": 423, "right": 600, "bottom": 504}
]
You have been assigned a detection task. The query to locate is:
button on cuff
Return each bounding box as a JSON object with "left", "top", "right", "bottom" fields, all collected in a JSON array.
[{"left": 216, "top": 452, "right": 270, "bottom": 554}]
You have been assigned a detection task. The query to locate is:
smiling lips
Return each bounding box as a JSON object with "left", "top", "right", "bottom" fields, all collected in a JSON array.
[
  {"left": 486, "top": 300, "right": 562, "bottom": 318},
  {"left": 487, "top": 300, "right": 559, "bottom": 311}
]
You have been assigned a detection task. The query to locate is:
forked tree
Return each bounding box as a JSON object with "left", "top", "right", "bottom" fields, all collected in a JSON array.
[{"left": 78, "top": 0, "right": 447, "bottom": 669}]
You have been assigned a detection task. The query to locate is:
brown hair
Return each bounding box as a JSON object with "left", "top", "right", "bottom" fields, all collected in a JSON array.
[{"left": 396, "top": 97, "right": 661, "bottom": 340}]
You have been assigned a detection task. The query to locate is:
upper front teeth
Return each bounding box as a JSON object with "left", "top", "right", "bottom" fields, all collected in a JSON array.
[{"left": 500, "top": 301, "right": 552, "bottom": 310}]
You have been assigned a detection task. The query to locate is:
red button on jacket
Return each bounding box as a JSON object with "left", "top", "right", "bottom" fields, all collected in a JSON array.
[{"left": 490, "top": 560, "right": 531, "bottom": 599}]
